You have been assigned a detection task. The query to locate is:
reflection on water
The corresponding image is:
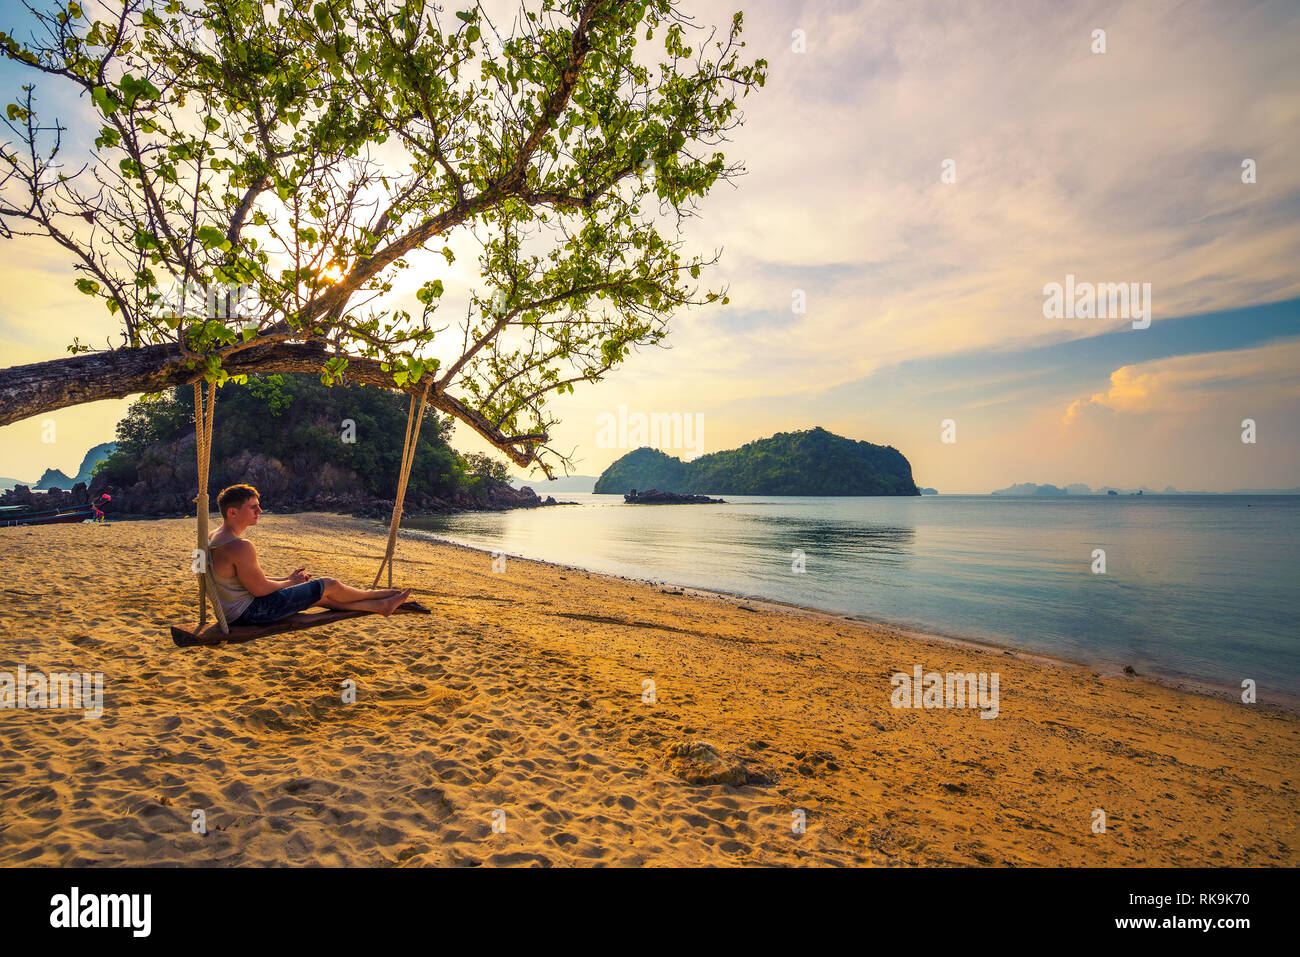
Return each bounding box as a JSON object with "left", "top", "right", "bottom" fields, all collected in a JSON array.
[
  {"left": 405, "top": 493, "right": 1300, "bottom": 701},
  {"left": 748, "top": 513, "right": 916, "bottom": 561}
]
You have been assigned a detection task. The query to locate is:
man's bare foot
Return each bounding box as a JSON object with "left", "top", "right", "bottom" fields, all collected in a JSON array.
[{"left": 381, "top": 589, "right": 412, "bottom": 616}]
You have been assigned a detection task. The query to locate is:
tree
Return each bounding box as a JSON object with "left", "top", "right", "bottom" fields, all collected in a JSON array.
[
  {"left": 0, "top": 0, "right": 765, "bottom": 475},
  {"left": 96, "top": 372, "right": 470, "bottom": 498},
  {"left": 462, "top": 449, "right": 510, "bottom": 483}
]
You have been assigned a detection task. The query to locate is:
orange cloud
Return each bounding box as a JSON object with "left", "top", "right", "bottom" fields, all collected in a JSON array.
[{"left": 1064, "top": 340, "right": 1300, "bottom": 425}]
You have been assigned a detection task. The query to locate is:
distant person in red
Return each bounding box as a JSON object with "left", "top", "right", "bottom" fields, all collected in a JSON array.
[{"left": 93, "top": 487, "right": 112, "bottom": 523}]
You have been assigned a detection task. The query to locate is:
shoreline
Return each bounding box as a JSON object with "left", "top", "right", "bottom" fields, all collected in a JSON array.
[
  {"left": 403, "top": 525, "right": 1300, "bottom": 717},
  {"left": 2, "top": 512, "right": 1296, "bottom": 866}
]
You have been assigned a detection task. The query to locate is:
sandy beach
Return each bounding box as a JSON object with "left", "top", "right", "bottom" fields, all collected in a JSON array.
[{"left": 1, "top": 512, "right": 1296, "bottom": 866}]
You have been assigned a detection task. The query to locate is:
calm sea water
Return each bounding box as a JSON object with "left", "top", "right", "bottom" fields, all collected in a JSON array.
[{"left": 405, "top": 494, "right": 1300, "bottom": 702}]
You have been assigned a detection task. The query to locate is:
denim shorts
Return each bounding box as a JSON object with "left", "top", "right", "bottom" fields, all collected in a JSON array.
[{"left": 231, "top": 579, "right": 326, "bottom": 626}]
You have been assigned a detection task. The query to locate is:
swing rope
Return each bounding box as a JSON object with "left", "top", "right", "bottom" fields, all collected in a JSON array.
[
  {"left": 187, "top": 369, "right": 427, "bottom": 632},
  {"left": 193, "top": 380, "right": 229, "bottom": 634},
  {"left": 372, "top": 377, "right": 431, "bottom": 589}
]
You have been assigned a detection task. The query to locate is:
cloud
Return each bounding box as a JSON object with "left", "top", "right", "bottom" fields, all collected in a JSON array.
[
  {"left": 3, "top": 0, "right": 1299, "bottom": 490},
  {"left": 1064, "top": 339, "right": 1300, "bottom": 425}
]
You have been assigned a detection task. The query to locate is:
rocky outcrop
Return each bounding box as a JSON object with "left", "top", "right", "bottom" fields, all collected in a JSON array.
[
  {"left": 623, "top": 488, "right": 725, "bottom": 504},
  {"left": 2, "top": 482, "right": 92, "bottom": 508},
  {"left": 29, "top": 442, "right": 117, "bottom": 490},
  {"left": 32, "top": 468, "right": 76, "bottom": 490},
  {"left": 665, "top": 741, "right": 771, "bottom": 787}
]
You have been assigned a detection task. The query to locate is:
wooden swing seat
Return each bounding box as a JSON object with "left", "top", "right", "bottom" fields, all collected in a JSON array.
[{"left": 171, "top": 600, "right": 431, "bottom": 648}]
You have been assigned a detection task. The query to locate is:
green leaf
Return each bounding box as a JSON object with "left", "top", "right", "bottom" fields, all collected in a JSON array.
[
  {"left": 203, "top": 116, "right": 221, "bottom": 133},
  {"left": 415, "top": 279, "right": 445, "bottom": 304},
  {"left": 118, "top": 74, "right": 159, "bottom": 108},
  {"left": 95, "top": 125, "right": 120, "bottom": 149},
  {"left": 456, "top": 10, "right": 474, "bottom": 22},
  {"left": 466, "top": 25, "right": 480, "bottom": 42},
  {"left": 197, "top": 225, "right": 227, "bottom": 249},
  {"left": 91, "top": 86, "right": 118, "bottom": 116},
  {"left": 74, "top": 277, "right": 99, "bottom": 295}
]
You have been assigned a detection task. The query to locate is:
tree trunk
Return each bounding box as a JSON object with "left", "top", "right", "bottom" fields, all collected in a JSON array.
[{"left": 0, "top": 342, "right": 542, "bottom": 468}]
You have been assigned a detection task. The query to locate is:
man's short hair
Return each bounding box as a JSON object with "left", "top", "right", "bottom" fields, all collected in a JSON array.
[{"left": 217, "top": 484, "right": 260, "bottom": 519}]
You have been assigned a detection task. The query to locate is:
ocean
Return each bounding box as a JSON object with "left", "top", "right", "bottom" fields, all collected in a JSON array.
[{"left": 405, "top": 493, "right": 1300, "bottom": 704}]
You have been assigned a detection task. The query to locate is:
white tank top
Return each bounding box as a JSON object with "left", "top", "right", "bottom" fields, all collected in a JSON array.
[{"left": 208, "top": 534, "right": 256, "bottom": 622}]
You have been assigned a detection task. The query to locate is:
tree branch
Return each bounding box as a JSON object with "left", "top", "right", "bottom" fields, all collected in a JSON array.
[{"left": 0, "top": 342, "right": 546, "bottom": 467}]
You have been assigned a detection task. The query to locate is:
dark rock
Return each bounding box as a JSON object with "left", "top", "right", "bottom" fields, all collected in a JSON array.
[
  {"left": 226, "top": 450, "right": 291, "bottom": 498},
  {"left": 624, "top": 488, "right": 725, "bottom": 504},
  {"left": 665, "top": 741, "right": 751, "bottom": 787}
]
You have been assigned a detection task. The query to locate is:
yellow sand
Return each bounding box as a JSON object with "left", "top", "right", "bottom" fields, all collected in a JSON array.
[{"left": 0, "top": 513, "right": 1296, "bottom": 866}]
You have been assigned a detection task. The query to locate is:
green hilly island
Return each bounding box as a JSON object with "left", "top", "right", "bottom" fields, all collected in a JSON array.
[{"left": 593, "top": 427, "right": 920, "bottom": 496}]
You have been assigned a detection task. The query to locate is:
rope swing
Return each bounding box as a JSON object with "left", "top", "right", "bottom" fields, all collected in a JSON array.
[
  {"left": 372, "top": 376, "right": 431, "bottom": 589},
  {"left": 175, "top": 371, "right": 435, "bottom": 646},
  {"left": 193, "top": 379, "right": 229, "bottom": 635}
]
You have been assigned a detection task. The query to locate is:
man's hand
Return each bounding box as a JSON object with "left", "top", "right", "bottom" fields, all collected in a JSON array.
[{"left": 286, "top": 567, "right": 311, "bottom": 586}]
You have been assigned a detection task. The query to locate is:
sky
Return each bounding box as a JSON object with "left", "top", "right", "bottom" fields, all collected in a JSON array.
[{"left": 1, "top": 0, "right": 1298, "bottom": 492}]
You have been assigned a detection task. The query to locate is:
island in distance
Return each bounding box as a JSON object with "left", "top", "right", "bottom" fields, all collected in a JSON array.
[
  {"left": 593, "top": 426, "right": 921, "bottom": 496},
  {"left": 991, "top": 482, "right": 1300, "bottom": 496}
]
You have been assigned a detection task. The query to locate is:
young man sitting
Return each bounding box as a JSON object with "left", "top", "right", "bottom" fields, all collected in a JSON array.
[{"left": 208, "top": 483, "right": 411, "bottom": 627}]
